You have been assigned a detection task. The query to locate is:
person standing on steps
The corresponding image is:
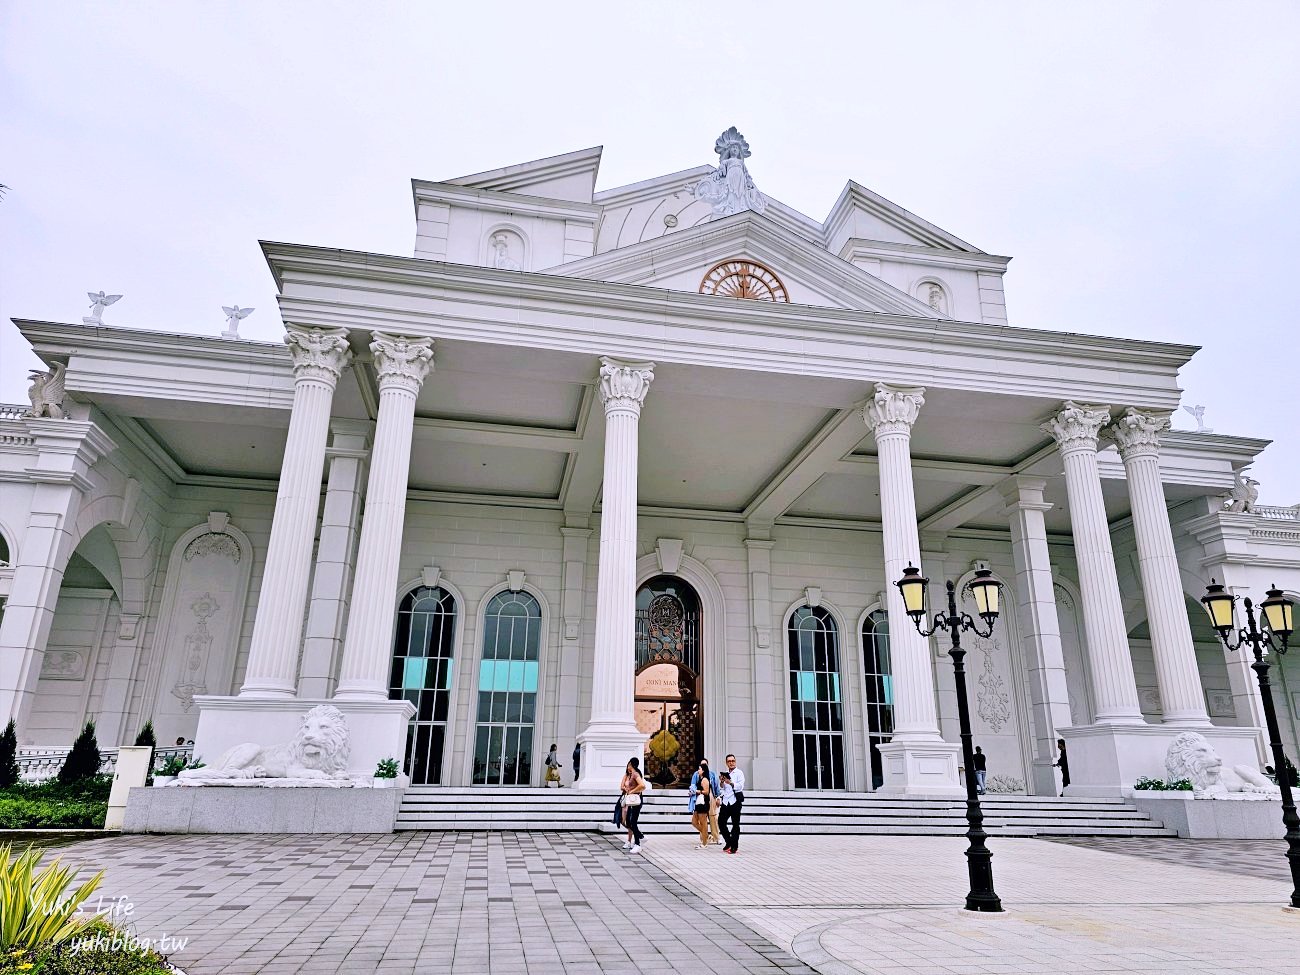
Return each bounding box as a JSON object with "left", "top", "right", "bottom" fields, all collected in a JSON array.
[
  {"left": 620, "top": 757, "right": 647, "bottom": 853},
  {"left": 572, "top": 742, "right": 581, "bottom": 783},
  {"left": 1054, "top": 738, "right": 1070, "bottom": 795},
  {"left": 972, "top": 746, "right": 988, "bottom": 795},
  {"left": 724, "top": 754, "right": 746, "bottom": 853}
]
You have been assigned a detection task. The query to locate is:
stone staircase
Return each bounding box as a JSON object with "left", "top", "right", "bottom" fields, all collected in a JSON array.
[{"left": 396, "top": 787, "right": 1175, "bottom": 836}]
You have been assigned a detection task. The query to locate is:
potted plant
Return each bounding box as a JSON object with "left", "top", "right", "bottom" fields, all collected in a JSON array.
[
  {"left": 153, "top": 755, "right": 187, "bottom": 786},
  {"left": 373, "top": 757, "right": 400, "bottom": 788}
]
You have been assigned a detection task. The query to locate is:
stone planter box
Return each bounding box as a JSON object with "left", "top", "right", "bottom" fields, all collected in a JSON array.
[
  {"left": 122, "top": 785, "right": 405, "bottom": 833},
  {"left": 1127, "top": 791, "right": 1287, "bottom": 838},
  {"left": 152, "top": 776, "right": 176, "bottom": 788}
]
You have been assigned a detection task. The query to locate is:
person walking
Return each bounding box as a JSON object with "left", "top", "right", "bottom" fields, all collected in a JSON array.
[
  {"left": 620, "top": 757, "right": 647, "bottom": 853},
  {"left": 544, "top": 743, "right": 562, "bottom": 787},
  {"left": 972, "top": 746, "right": 988, "bottom": 795},
  {"left": 690, "top": 759, "right": 722, "bottom": 844},
  {"left": 1054, "top": 738, "right": 1070, "bottom": 795},
  {"left": 724, "top": 754, "right": 746, "bottom": 853},
  {"left": 689, "top": 766, "right": 714, "bottom": 849}
]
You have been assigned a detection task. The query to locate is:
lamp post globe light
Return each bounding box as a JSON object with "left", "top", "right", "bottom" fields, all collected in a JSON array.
[
  {"left": 1200, "top": 580, "right": 1300, "bottom": 909},
  {"left": 895, "top": 564, "right": 1004, "bottom": 913}
]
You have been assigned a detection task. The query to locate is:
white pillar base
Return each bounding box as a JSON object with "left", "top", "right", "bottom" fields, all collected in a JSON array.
[
  {"left": 875, "top": 739, "right": 963, "bottom": 795},
  {"left": 1059, "top": 723, "right": 1264, "bottom": 797},
  {"left": 191, "top": 696, "right": 415, "bottom": 779},
  {"left": 574, "top": 722, "right": 646, "bottom": 792}
]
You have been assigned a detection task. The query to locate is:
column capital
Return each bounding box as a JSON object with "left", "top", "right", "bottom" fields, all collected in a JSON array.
[
  {"left": 1104, "top": 407, "right": 1171, "bottom": 461},
  {"left": 597, "top": 357, "right": 655, "bottom": 414},
  {"left": 1041, "top": 401, "right": 1110, "bottom": 454},
  {"left": 285, "top": 325, "right": 352, "bottom": 384},
  {"left": 863, "top": 383, "right": 925, "bottom": 437},
  {"left": 371, "top": 332, "right": 434, "bottom": 394}
]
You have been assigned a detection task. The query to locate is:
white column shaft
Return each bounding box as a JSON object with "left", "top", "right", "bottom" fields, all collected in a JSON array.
[
  {"left": 1121, "top": 447, "right": 1210, "bottom": 724},
  {"left": 876, "top": 429, "right": 942, "bottom": 738},
  {"left": 588, "top": 406, "right": 640, "bottom": 724},
  {"left": 335, "top": 333, "right": 433, "bottom": 700},
  {"left": 240, "top": 377, "right": 338, "bottom": 696},
  {"left": 1046, "top": 403, "right": 1144, "bottom": 724}
]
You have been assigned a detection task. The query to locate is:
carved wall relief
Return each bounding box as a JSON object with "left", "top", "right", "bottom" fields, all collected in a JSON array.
[
  {"left": 972, "top": 633, "right": 1012, "bottom": 734},
  {"left": 148, "top": 514, "right": 253, "bottom": 741},
  {"left": 485, "top": 229, "right": 525, "bottom": 271}
]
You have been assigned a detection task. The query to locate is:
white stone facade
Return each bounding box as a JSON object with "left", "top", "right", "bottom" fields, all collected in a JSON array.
[{"left": 2, "top": 132, "right": 1299, "bottom": 798}]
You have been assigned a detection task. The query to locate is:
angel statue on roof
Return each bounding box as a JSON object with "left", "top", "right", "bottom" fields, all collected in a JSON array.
[
  {"left": 83, "top": 291, "right": 122, "bottom": 325},
  {"left": 693, "top": 126, "right": 769, "bottom": 218}
]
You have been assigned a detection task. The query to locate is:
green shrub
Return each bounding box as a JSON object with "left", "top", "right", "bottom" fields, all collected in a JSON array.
[
  {"left": 57, "top": 723, "right": 101, "bottom": 785},
  {"left": 133, "top": 722, "right": 156, "bottom": 786},
  {"left": 375, "top": 757, "right": 399, "bottom": 779},
  {"left": 0, "top": 778, "right": 111, "bottom": 829},
  {"left": 0, "top": 843, "right": 103, "bottom": 952},
  {"left": 0, "top": 721, "right": 19, "bottom": 789},
  {"left": 25, "top": 919, "right": 174, "bottom": 975},
  {"left": 155, "top": 756, "right": 186, "bottom": 778},
  {"left": 1133, "top": 776, "right": 1193, "bottom": 791}
]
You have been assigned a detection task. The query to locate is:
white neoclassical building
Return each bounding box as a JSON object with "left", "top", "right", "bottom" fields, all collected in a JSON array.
[{"left": 3, "top": 128, "right": 1300, "bottom": 801}]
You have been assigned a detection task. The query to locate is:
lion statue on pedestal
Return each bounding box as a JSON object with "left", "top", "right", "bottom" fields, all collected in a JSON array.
[
  {"left": 179, "top": 704, "right": 352, "bottom": 786},
  {"left": 1165, "top": 731, "right": 1280, "bottom": 798}
]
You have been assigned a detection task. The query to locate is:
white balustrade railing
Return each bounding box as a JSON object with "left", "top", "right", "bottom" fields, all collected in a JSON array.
[
  {"left": 1252, "top": 504, "right": 1300, "bottom": 521},
  {"left": 16, "top": 745, "right": 194, "bottom": 783},
  {"left": 0, "top": 404, "right": 29, "bottom": 420}
]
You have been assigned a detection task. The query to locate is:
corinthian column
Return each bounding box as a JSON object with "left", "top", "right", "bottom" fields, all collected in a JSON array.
[
  {"left": 335, "top": 333, "right": 434, "bottom": 700},
  {"left": 576, "top": 357, "right": 654, "bottom": 791},
  {"left": 240, "top": 325, "right": 352, "bottom": 698},
  {"left": 864, "top": 383, "right": 961, "bottom": 794},
  {"left": 1106, "top": 408, "right": 1210, "bottom": 725},
  {"left": 1042, "top": 402, "right": 1143, "bottom": 725}
]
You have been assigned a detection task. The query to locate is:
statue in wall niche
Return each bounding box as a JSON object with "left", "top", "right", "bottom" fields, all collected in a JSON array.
[
  {"left": 1222, "top": 471, "right": 1260, "bottom": 513},
  {"left": 693, "top": 126, "right": 769, "bottom": 218},
  {"left": 25, "top": 362, "right": 67, "bottom": 419},
  {"left": 489, "top": 232, "right": 521, "bottom": 271},
  {"left": 926, "top": 284, "right": 946, "bottom": 314},
  {"left": 1164, "top": 731, "right": 1280, "bottom": 799},
  {"left": 177, "top": 704, "right": 354, "bottom": 787}
]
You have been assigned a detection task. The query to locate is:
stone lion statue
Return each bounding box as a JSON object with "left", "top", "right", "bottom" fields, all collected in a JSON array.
[
  {"left": 179, "top": 705, "right": 351, "bottom": 786},
  {"left": 1165, "top": 731, "right": 1280, "bottom": 798}
]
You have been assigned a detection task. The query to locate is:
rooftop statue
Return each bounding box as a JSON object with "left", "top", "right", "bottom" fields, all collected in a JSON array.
[
  {"left": 221, "top": 305, "right": 255, "bottom": 339},
  {"left": 1182, "top": 404, "right": 1213, "bottom": 433},
  {"left": 1222, "top": 471, "right": 1260, "bottom": 513},
  {"left": 83, "top": 291, "right": 122, "bottom": 325},
  {"left": 25, "top": 362, "right": 67, "bottom": 419},
  {"left": 693, "top": 126, "right": 769, "bottom": 218}
]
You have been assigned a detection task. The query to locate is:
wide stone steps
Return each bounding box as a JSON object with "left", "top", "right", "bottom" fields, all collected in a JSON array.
[{"left": 395, "top": 788, "right": 1175, "bottom": 836}]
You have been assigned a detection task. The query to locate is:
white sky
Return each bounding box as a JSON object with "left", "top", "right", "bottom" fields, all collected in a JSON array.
[{"left": 2, "top": 2, "right": 1298, "bottom": 498}]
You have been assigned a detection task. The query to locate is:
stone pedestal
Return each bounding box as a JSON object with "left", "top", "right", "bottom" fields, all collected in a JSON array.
[
  {"left": 1127, "top": 793, "right": 1287, "bottom": 838},
  {"left": 123, "top": 784, "right": 404, "bottom": 833},
  {"left": 190, "top": 696, "right": 415, "bottom": 779},
  {"left": 1059, "top": 723, "right": 1262, "bottom": 797},
  {"left": 875, "top": 739, "right": 962, "bottom": 795}
]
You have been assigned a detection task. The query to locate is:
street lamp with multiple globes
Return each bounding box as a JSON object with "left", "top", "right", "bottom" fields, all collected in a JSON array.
[
  {"left": 895, "top": 563, "right": 1004, "bottom": 913},
  {"left": 1200, "top": 579, "right": 1300, "bottom": 909}
]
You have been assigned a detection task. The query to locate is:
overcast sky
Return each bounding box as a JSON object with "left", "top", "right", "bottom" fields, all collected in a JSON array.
[{"left": 2, "top": 3, "right": 1298, "bottom": 499}]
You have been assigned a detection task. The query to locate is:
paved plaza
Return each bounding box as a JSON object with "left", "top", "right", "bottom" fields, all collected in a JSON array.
[{"left": 42, "top": 830, "right": 1300, "bottom": 974}]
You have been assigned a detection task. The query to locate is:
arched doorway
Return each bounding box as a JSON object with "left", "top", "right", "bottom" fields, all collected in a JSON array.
[{"left": 633, "top": 575, "right": 701, "bottom": 788}]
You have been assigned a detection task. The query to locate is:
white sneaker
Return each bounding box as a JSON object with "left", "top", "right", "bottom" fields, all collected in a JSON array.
[
  {"left": 630, "top": 844, "right": 641, "bottom": 854},
  {"left": 695, "top": 843, "right": 705, "bottom": 849},
  {"left": 622, "top": 841, "right": 632, "bottom": 850}
]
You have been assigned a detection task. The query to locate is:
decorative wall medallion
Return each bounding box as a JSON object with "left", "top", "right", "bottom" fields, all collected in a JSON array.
[
  {"left": 645, "top": 594, "right": 686, "bottom": 662},
  {"left": 183, "top": 532, "right": 241, "bottom": 563},
  {"left": 1206, "top": 689, "right": 1235, "bottom": 718},
  {"left": 1139, "top": 687, "right": 1162, "bottom": 714},
  {"left": 699, "top": 259, "right": 789, "bottom": 302},
  {"left": 40, "top": 649, "right": 86, "bottom": 680},
  {"left": 973, "top": 635, "right": 1011, "bottom": 733},
  {"left": 171, "top": 592, "right": 219, "bottom": 711},
  {"left": 1053, "top": 583, "right": 1075, "bottom": 612}
]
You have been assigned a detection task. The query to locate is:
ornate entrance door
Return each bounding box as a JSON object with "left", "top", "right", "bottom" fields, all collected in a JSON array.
[{"left": 633, "top": 576, "right": 702, "bottom": 788}]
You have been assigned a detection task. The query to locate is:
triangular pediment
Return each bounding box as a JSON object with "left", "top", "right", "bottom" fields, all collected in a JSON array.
[
  {"left": 546, "top": 211, "right": 943, "bottom": 317},
  {"left": 446, "top": 146, "right": 603, "bottom": 204},
  {"left": 824, "top": 181, "right": 983, "bottom": 256}
]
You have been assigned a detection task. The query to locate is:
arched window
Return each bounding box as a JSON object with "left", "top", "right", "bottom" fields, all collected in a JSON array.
[
  {"left": 390, "top": 586, "right": 457, "bottom": 785},
  {"left": 862, "top": 610, "right": 894, "bottom": 790},
  {"left": 472, "top": 590, "right": 542, "bottom": 786},
  {"left": 788, "top": 605, "right": 845, "bottom": 790}
]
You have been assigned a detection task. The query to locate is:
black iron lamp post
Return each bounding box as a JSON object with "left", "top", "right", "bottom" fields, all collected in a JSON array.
[
  {"left": 895, "top": 564, "right": 1004, "bottom": 913},
  {"left": 1200, "top": 579, "right": 1300, "bottom": 909}
]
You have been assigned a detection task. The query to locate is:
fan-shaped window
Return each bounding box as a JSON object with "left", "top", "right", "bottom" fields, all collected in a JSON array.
[
  {"left": 788, "top": 605, "right": 845, "bottom": 789},
  {"left": 862, "top": 610, "right": 894, "bottom": 789},
  {"left": 390, "top": 586, "right": 457, "bottom": 785},
  {"left": 472, "top": 590, "right": 542, "bottom": 786}
]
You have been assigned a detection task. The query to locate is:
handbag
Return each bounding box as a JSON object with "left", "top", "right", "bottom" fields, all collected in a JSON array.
[{"left": 622, "top": 793, "right": 642, "bottom": 807}]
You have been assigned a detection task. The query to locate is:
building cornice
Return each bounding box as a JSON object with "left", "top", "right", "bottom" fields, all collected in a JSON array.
[
  {"left": 823, "top": 180, "right": 983, "bottom": 254},
  {"left": 411, "top": 180, "right": 601, "bottom": 223},
  {"left": 839, "top": 239, "right": 1012, "bottom": 272},
  {"left": 260, "top": 242, "right": 1197, "bottom": 409}
]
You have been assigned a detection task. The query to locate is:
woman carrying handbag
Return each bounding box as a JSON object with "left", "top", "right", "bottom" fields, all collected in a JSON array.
[{"left": 620, "top": 757, "right": 647, "bottom": 853}]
